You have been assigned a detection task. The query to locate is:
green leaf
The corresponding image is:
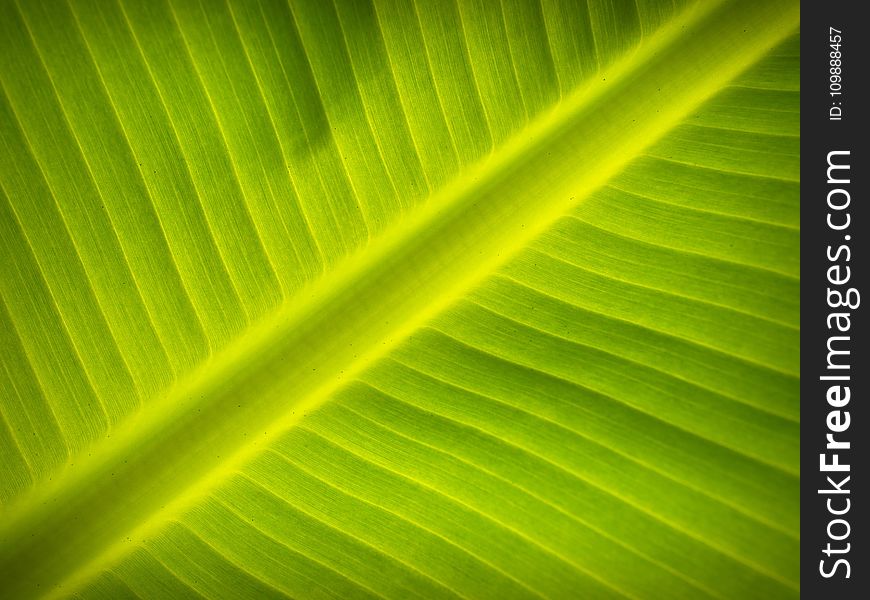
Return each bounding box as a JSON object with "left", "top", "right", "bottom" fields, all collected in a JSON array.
[{"left": 0, "top": 0, "right": 799, "bottom": 598}]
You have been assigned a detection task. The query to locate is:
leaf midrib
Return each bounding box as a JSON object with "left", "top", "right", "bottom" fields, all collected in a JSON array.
[{"left": 0, "top": 1, "right": 799, "bottom": 597}]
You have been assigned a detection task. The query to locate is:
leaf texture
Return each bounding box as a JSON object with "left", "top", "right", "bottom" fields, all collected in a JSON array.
[{"left": 0, "top": 0, "right": 799, "bottom": 598}]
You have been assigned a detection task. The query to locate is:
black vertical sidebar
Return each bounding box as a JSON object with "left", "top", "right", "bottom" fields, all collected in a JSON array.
[{"left": 801, "top": 1, "right": 867, "bottom": 597}]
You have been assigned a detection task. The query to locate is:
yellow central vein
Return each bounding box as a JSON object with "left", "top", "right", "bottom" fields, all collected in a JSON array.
[{"left": 0, "top": 1, "right": 799, "bottom": 598}]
